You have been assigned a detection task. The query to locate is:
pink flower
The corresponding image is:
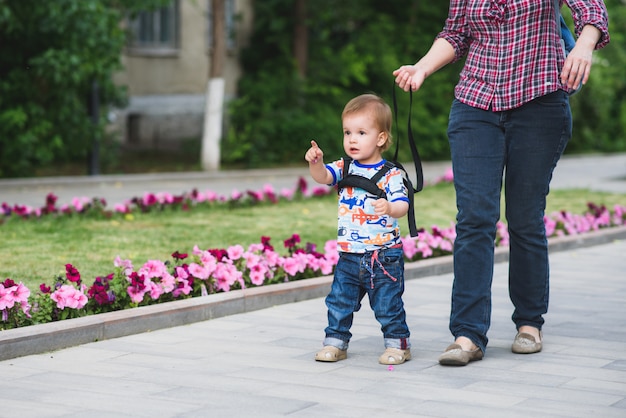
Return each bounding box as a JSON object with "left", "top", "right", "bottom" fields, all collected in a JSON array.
[
  {"left": 139, "top": 260, "right": 168, "bottom": 279},
  {"left": 280, "top": 188, "right": 295, "bottom": 199},
  {"left": 323, "top": 241, "right": 339, "bottom": 265},
  {"left": 0, "top": 284, "right": 14, "bottom": 310},
  {"left": 175, "top": 266, "right": 189, "bottom": 280},
  {"left": 264, "top": 249, "right": 281, "bottom": 267},
  {"left": 51, "top": 285, "right": 88, "bottom": 309},
  {"left": 203, "top": 190, "right": 220, "bottom": 202},
  {"left": 188, "top": 263, "right": 211, "bottom": 280},
  {"left": 249, "top": 263, "right": 267, "bottom": 285},
  {"left": 317, "top": 257, "right": 335, "bottom": 275},
  {"left": 402, "top": 236, "right": 418, "bottom": 259},
  {"left": 173, "top": 277, "right": 192, "bottom": 297},
  {"left": 282, "top": 257, "right": 301, "bottom": 277},
  {"left": 148, "top": 281, "right": 164, "bottom": 300},
  {"left": 213, "top": 261, "right": 242, "bottom": 292},
  {"left": 227, "top": 245, "right": 245, "bottom": 260},
  {"left": 114, "top": 256, "right": 134, "bottom": 275},
  {"left": 114, "top": 203, "right": 130, "bottom": 213},
  {"left": 71, "top": 197, "right": 90, "bottom": 212},
  {"left": 160, "top": 272, "right": 176, "bottom": 293},
  {"left": 248, "top": 243, "right": 264, "bottom": 253}
]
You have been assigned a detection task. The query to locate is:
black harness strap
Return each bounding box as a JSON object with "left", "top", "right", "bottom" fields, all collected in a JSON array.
[
  {"left": 337, "top": 157, "right": 393, "bottom": 200},
  {"left": 392, "top": 85, "right": 423, "bottom": 193}
]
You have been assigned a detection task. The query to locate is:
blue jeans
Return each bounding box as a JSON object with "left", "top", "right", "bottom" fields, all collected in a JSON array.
[
  {"left": 322, "top": 246, "right": 410, "bottom": 351},
  {"left": 447, "top": 91, "right": 571, "bottom": 354}
]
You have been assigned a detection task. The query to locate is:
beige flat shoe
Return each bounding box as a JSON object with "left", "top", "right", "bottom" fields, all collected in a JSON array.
[
  {"left": 512, "top": 332, "right": 542, "bottom": 354},
  {"left": 378, "top": 347, "right": 411, "bottom": 365},
  {"left": 438, "top": 343, "right": 483, "bottom": 366},
  {"left": 315, "top": 346, "right": 347, "bottom": 362}
]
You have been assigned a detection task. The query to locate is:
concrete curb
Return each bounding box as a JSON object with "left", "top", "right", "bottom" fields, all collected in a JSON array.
[{"left": 1, "top": 225, "right": 624, "bottom": 361}]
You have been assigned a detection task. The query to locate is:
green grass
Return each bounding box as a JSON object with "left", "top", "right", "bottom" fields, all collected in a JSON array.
[{"left": 1, "top": 182, "right": 624, "bottom": 291}]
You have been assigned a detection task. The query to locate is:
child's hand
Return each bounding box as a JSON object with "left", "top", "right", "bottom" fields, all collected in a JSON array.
[
  {"left": 372, "top": 199, "right": 391, "bottom": 216},
  {"left": 305, "top": 140, "right": 324, "bottom": 164},
  {"left": 372, "top": 199, "right": 409, "bottom": 218}
]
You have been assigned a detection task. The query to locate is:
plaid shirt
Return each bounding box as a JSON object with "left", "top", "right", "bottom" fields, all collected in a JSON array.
[{"left": 436, "top": 0, "right": 610, "bottom": 111}]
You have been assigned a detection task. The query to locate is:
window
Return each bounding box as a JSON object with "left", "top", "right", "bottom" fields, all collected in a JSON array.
[
  {"left": 207, "top": 0, "right": 236, "bottom": 51},
  {"left": 128, "top": 0, "right": 180, "bottom": 54}
]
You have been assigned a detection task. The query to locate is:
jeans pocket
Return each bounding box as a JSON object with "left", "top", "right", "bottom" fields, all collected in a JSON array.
[{"left": 533, "top": 90, "right": 568, "bottom": 106}]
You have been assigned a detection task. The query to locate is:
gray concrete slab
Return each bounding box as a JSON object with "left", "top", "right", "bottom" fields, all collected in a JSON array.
[{"left": 0, "top": 238, "right": 624, "bottom": 417}]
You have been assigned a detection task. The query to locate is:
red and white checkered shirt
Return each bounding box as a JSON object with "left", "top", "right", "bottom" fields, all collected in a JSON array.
[{"left": 436, "top": 0, "right": 610, "bottom": 111}]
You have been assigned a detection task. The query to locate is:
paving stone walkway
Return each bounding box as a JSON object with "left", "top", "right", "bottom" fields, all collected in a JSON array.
[{"left": 0, "top": 238, "right": 625, "bottom": 418}]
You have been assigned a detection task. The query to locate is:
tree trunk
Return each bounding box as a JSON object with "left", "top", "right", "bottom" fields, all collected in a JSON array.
[
  {"left": 202, "top": 0, "right": 226, "bottom": 172},
  {"left": 209, "top": 0, "right": 226, "bottom": 78},
  {"left": 293, "top": 0, "right": 308, "bottom": 78}
]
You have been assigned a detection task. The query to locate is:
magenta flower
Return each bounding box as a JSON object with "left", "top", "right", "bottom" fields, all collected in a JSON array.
[
  {"left": 261, "top": 236, "right": 274, "bottom": 251},
  {"left": 65, "top": 264, "right": 81, "bottom": 284},
  {"left": 88, "top": 275, "right": 113, "bottom": 306},
  {"left": 172, "top": 251, "right": 188, "bottom": 260},
  {"left": 142, "top": 193, "right": 158, "bottom": 207},
  {"left": 262, "top": 184, "right": 278, "bottom": 203},
  {"left": 127, "top": 272, "right": 148, "bottom": 303},
  {"left": 284, "top": 234, "right": 301, "bottom": 249}
]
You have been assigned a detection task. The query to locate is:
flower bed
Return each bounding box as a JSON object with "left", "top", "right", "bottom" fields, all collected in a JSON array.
[{"left": 1, "top": 172, "right": 625, "bottom": 330}]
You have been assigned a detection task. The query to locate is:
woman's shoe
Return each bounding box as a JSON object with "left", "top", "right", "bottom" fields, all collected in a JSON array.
[
  {"left": 438, "top": 343, "right": 483, "bottom": 366},
  {"left": 511, "top": 332, "right": 542, "bottom": 354}
]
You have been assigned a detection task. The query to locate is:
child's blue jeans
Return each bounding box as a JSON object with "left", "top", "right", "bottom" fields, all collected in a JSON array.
[{"left": 322, "top": 246, "right": 411, "bottom": 351}]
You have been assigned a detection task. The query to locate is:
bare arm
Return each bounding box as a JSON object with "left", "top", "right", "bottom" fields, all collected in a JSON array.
[
  {"left": 304, "top": 140, "right": 333, "bottom": 185},
  {"left": 393, "top": 38, "right": 456, "bottom": 92}
]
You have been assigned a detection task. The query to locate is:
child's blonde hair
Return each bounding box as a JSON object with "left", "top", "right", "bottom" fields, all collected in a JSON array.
[{"left": 342, "top": 94, "right": 393, "bottom": 152}]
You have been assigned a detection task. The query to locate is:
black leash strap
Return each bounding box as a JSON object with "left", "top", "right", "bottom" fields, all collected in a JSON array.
[{"left": 392, "top": 83, "right": 424, "bottom": 193}]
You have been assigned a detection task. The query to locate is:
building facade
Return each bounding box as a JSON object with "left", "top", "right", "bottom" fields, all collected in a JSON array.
[{"left": 112, "top": 0, "right": 253, "bottom": 149}]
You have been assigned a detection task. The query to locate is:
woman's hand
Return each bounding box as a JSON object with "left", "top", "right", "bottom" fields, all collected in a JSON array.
[
  {"left": 393, "top": 65, "right": 427, "bottom": 92},
  {"left": 561, "top": 24, "right": 601, "bottom": 90}
]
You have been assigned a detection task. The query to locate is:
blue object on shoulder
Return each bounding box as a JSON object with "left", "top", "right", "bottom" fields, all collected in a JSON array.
[
  {"left": 560, "top": 16, "right": 576, "bottom": 54},
  {"left": 557, "top": 14, "right": 582, "bottom": 94}
]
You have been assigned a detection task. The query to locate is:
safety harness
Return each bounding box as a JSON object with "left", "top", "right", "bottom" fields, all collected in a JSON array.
[{"left": 337, "top": 87, "right": 423, "bottom": 237}]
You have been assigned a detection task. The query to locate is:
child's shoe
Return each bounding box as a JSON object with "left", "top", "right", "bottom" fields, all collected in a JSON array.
[
  {"left": 378, "top": 347, "right": 411, "bottom": 365},
  {"left": 315, "top": 345, "right": 347, "bottom": 362}
]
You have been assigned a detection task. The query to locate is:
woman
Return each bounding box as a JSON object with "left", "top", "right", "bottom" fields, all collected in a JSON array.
[{"left": 394, "top": 0, "right": 609, "bottom": 366}]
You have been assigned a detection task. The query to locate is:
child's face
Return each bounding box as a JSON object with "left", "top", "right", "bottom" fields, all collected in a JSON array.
[{"left": 342, "top": 111, "right": 387, "bottom": 165}]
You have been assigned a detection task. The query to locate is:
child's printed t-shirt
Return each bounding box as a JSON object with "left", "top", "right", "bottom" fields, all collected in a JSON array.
[{"left": 325, "top": 158, "right": 409, "bottom": 253}]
